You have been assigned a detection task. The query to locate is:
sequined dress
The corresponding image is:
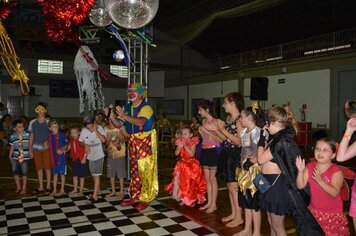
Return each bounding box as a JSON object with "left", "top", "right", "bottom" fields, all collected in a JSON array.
[{"left": 217, "top": 119, "right": 241, "bottom": 182}]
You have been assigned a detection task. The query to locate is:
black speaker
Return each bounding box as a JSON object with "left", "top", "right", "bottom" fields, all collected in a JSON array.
[
  {"left": 250, "top": 77, "right": 268, "bottom": 100},
  {"left": 29, "top": 86, "right": 35, "bottom": 96}
]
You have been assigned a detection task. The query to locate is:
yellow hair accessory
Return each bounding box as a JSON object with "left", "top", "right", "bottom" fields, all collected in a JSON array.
[
  {"left": 34, "top": 105, "right": 47, "bottom": 114},
  {"left": 251, "top": 102, "right": 259, "bottom": 114}
]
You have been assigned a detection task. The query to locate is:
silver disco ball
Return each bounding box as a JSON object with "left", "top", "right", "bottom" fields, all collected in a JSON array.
[
  {"left": 113, "top": 50, "right": 125, "bottom": 62},
  {"left": 89, "top": 0, "right": 112, "bottom": 27},
  {"left": 107, "top": 0, "right": 159, "bottom": 29}
]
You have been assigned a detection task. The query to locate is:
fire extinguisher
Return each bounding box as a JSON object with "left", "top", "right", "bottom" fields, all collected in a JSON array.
[{"left": 301, "top": 109, "right": 305, "bottom": 121}]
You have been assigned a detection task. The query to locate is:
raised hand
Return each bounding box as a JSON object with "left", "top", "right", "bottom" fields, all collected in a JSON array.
[
  {"left": 116, "top": 105, "right": 125, "bottom": 117},
  {"left": 217, "top": 119, "right": 225, "bottom": 130},
  {"left": 346, "top": 118, "right": 356, "bottom": 133},
  {"left": 295, "top": 156, "right": 305, "bottom": 172},
  {"left": 312, "top": 167, "right": 322, "bottom": 183},
  {"left": 203, "top": 122, "right": 218, "bottom": 131}
]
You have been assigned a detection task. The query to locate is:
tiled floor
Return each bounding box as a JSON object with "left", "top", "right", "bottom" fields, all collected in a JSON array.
[
  {"left": 1, "top": 149, "right": 355, "bottom": 235},
  {"left": 0, "top": 190, "right": 218, "bottom": 236}
]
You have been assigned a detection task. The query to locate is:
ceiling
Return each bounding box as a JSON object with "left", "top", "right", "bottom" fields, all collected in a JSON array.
[
  {"left": 2, "top": 0, "right": 356, "bottom": 59},
  {"left": 153, "top": 0, "right": 356, "bottom": 57}
]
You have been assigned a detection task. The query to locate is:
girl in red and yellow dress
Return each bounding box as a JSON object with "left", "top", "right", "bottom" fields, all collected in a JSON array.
[{"left": 165, "top": 126, "right": 207, "bottom": 207}]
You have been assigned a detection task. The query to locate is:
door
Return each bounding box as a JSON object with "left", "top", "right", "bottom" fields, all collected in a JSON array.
[
  {"left": 332, "top": 66, "right": 356, "bottom": 139},
  {"left": 7, "top": 96, "right": 24, "bottom": 119}
]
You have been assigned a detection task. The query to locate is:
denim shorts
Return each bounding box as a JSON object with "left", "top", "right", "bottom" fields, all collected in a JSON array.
[{"left": 12, "top": 160, "right": 29, "bottom": 176}]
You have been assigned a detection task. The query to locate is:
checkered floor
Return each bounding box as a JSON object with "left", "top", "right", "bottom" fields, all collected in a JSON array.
[{"left": 0, "top": 191, "right": 219, "bottom": 236}]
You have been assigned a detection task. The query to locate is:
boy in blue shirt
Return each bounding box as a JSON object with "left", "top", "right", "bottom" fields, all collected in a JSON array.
[
  {"left": 9, "top": 119, "right": 30, "bottom": 195},
  {"left": 48, "top": 119, "right": 68, "bottom": 196}
]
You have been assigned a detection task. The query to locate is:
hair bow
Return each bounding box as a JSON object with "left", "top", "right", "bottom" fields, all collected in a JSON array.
[{"left": 251, "top": 102, "right": 259, "bottom": 114}]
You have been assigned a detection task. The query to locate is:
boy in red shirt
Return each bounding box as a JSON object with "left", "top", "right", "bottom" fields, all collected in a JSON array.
[{"left": 68, "top": 127, "right": 88, "bottom": 196}]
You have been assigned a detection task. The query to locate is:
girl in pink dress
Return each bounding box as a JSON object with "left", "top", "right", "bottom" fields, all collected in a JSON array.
[
  {"left": 296, "top": 139, "right": 349, "bottom": 236},
  {"left": 165, "top": 126, "right": 207, "bottom": 207}
]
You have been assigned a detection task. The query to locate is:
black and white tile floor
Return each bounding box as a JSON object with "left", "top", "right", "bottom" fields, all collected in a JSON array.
[{"left": 0, "top": 190, "right": 219, "bottom": 236}]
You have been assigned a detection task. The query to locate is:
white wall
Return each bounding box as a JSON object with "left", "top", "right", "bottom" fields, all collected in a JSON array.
[
  {"left": 1, "top": 69, "right": 331, "bottom": 127},
  {"left": 244, "top": 69, "right": 330, "bottom": 128},
  {"left": 162, "top": 80, "right": 240, "bottom": 119}
]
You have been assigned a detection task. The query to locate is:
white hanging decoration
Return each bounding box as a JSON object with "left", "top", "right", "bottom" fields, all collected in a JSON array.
[{"left": 74, "top": 46, "right": 105, "bottom": 113}]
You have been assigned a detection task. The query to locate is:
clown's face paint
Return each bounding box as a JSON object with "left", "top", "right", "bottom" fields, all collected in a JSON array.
[{"left": 127, "top": 89, "right": 139, "bottom": 102}]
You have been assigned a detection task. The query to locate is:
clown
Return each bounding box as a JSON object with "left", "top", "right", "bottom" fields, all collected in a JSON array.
[{"left": 106, "top": 83, "right": 158, "bottom": 211}]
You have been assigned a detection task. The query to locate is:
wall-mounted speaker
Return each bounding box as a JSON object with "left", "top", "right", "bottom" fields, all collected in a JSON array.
[
  {"left": 250, "top": 77, "right": 268, "bottom": 100},
  {"left": 29, "top": 86, "right": 35, "bottom": 96}
]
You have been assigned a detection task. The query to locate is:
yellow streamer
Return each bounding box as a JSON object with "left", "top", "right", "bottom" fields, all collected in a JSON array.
[{"left": 0, "top": 20, "right": 30, "bottom": 95}]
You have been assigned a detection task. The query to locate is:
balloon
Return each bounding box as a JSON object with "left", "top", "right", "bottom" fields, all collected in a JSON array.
[
  {"left": 113, "top": 50, "right": 125, "bottom": 62},
  {"left": 89, "top": 0, "right": 112, "bottom": 27},
  {"left": 107, "top": 0, "right": 159, "bottom": 29}
]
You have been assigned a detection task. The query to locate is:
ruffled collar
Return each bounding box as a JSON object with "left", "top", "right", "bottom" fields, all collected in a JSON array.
[{"left": 175, "top": 136, "right": 199, "bottom": 146}]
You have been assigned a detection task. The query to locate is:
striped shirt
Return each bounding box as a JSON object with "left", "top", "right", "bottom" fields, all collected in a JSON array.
[{"left": 9, "top": 131, "right": 30, "bottom": 160}]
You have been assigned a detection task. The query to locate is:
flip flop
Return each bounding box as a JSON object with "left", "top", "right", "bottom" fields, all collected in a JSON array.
[
  {"left": 32, "top": 188, "right": 45, "bottom": 194},
  {"left": 86, "top": 197, "right": 100, "bottom": 204}
]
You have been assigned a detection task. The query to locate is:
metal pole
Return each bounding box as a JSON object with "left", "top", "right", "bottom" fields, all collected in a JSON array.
[
  {"left": 140, "top": 41, "right": 143, "bottom": 85},
  {"left": 127, "top": 38, "right": 131, "bottom": 86}
]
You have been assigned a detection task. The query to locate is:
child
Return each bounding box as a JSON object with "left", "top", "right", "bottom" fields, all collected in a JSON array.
[
  {"left": 28, "top": 102, "right": 51, "bottom": 194},
  {"left": 198, "top": 99, "right": 223, "bottom": 213},
  {"left": 204, "top": 92, "right": 244, "bottom": 227},
  {"left": 8, "top": 119, "right": 30, "bottom": 195},
  {"left": 337, "top": 117, "right": 356, "bottom": 233},
  {"left": 258, "top": 105, "right": 323, "bottom": 235},
  {"left": 296, "top": 139, "right": 349, "bottom": 235},
  {"left": 48, "top": 119, "right": 68, "bottom": 196},
  {"left": 68, "top": 127, "right": 88, "bottom": 196},
  {"left": 79, "top": 116, "right": 106, "bottom": 202},
  {"left": 234, "top": 104, "right": 264, "bottom": 236},
  {"left": 105, "top": 119, "right": 126, "bottom": 201},
  {"left": 165, "top": 126, "right": 206, "bottom": 207}
]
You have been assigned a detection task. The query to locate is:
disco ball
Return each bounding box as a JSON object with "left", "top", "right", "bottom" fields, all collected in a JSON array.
[
  {"left": 113, "top": 50, "right": 125, "bottom": 62},
  {"left": 107, "top": 0, "right": 159, "bottom": 29},
  {"left": 89, "top": 0, "right": 112, "bottom": 27}
]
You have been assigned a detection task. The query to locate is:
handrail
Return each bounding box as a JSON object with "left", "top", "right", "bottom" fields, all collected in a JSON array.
[{"left": 213, "top": 28, "right": 356, "bottom": 72}]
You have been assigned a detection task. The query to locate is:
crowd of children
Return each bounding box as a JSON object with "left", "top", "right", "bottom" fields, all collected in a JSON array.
[
  {"left": 6, "top": 102, "right": 127, "bottom": 204},
  {"left": 3, "top": 97, "right": 356, "bottom": 235},
  {"left": 164, "top": 96, "right": 356, "bottom": 236}
]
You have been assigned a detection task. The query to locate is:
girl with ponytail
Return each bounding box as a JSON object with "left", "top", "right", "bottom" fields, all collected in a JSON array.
[{"left": 258, "top": 105, "right": 324, "bottom": 236}]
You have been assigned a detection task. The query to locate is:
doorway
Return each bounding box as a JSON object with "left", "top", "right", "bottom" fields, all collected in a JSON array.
[
  {"left": 332, "top": 65, "right": 356, "bottom": 139},
  {"left": 7, "top": 96, "right": 24, "bottom": 119}
]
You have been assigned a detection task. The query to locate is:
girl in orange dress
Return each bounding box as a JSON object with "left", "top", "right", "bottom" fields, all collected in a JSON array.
[{"left": 165, "top": 126, "right": 207, "bottom": 207}]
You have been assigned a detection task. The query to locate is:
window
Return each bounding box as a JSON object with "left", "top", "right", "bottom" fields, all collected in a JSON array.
[
  {"left": 157, "top": 99, "right": 184, "bottom": 115},
  {"left": 38, "top": 59, "right": 63, "bottom": 74},
  {"left": 110, "top": 65, "right": 128, "bottom": 78}
]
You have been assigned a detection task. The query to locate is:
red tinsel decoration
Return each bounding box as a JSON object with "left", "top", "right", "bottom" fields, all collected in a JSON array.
[
  {"left": 0, "top": 1, "right": 17, "bottom": 20},
  {"left": 37, "top": 0, "right": 94, "bottom": 43}
]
